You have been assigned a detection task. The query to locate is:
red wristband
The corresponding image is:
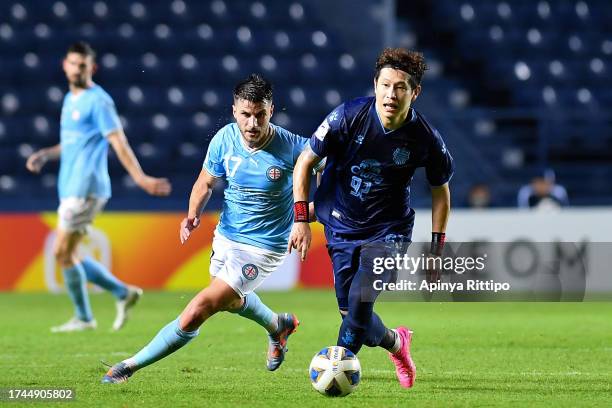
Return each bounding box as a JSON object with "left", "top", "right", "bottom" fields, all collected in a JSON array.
[{"left": 294, "top": 201, "right": 309, "bottom": 223}]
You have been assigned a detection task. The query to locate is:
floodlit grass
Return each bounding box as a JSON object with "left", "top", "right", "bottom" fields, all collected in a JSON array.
[{"left": 1, "top": 291, "right": 611, "bottom": 407}]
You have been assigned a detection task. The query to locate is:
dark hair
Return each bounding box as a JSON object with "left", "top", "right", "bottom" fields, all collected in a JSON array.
[
  {"left": 374, "top": 48, "right": 427, "bottom": 89},
  {"left": 67, "top": 41, "right": 96, "bottom": 60},
  {"left": 233, "top": 73, "right": 273, "bottom": 103}
]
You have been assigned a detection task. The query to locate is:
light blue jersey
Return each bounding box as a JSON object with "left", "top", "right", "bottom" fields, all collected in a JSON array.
[
  {"left": 204, "top": 123, "right": 309, "bottom": 253},
  {"left": 58, "top": 84, "right": 122, "bottom": 199}
]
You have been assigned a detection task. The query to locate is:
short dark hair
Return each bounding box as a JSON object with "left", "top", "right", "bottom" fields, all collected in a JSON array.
[
  {"left": 374, "top": 48, "right": 427, "bottom": 89},
  {"left": 66, "top": 41, "right": 96, "bottom": 60},
  {"left": 233, "top": 73, "right": 273, "bottom": 103}
]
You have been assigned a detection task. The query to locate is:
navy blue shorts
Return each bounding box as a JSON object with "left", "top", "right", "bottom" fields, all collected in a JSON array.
[{"left": 324, "top": 227, "right": 412, "bottom": 309}]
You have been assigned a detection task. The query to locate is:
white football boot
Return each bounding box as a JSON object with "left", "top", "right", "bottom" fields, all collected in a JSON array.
[
  {"left": 112, "top": 286, "right": 143, "bottom": 331},
  {"left": 51, "top": 317, "right": 97, "bottom": 333}
]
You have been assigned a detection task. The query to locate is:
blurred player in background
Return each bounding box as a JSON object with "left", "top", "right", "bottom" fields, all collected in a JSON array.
[
  {"left": 288, "top": 48, "right": 454, "bottom": 388},
  {"left": 102, "top": 74, "right": 320, "bottom": 383},
  {"left": 25, "top": 42, "right": 172, "bottom": 332}
]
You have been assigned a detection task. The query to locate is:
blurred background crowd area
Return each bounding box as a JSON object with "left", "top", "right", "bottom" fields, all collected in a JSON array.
[{"left": 1, "top": 0, "right": 610, "bottom": 211}]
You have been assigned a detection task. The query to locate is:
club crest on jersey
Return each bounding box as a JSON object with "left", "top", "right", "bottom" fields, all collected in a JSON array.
[
  {"left": 393, "top": 148, "right": 410, "bottom": 165},
  {"left": 242, "top": 264, "right": 259, "bottom": 281},
  {"left": 315, "top": 120, "right": 330, "bottom": 141},
  {"left": 266, "top": 166, "right": 283, "bottom": 181}
]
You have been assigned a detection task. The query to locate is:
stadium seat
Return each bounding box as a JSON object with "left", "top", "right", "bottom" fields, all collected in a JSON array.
[{"left": 2, "top": 0, "right": 609, "bottom": 208}]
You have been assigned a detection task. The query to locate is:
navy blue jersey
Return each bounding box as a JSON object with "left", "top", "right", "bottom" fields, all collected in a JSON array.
[{"left": 310, "top": 96, "right": 454, "bottom": 240}]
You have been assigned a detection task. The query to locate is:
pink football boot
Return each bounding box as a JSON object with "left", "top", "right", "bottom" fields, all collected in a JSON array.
[{"left": 388, "top": 326, "right": 416, "bottom": 388}]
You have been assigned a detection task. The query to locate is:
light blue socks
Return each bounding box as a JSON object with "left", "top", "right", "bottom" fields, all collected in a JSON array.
[
  {"left": 127, "top": 318, "right": 199, "bottom": 371},
  {"left": 62, "top": 263, "right": 93, "bottom": 322},
  {"left": 123, "top": 293, "right": 276, "bottom": 372},
  {"left": 232, "top": 292, "right": 278, "bottom": 333},
  {"left": 81, "top": 257, "right": 129, "bottom": 299}
]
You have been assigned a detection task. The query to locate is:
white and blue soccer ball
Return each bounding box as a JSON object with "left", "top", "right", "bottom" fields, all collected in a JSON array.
[{"left": 309, "top": 346, "right": 361, "bottom": 397}]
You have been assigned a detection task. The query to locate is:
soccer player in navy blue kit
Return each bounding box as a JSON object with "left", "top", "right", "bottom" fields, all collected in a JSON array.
[{"left": 288, "top": 48, "right": 454, "bottom": 388}]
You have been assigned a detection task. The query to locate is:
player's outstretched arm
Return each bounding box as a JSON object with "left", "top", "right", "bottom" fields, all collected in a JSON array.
[
  {"left": 25, "top": 144, "right": 61, "bottom": 174},
  {"left": 288, "top": 145, "right": 322, "bottom": 260},
  {"left": 107, "top": 130, "right": 171, "bottom": 196},
  {"left": 180, "top": 168, "right": 219, "bottom": 244},
  {"left": 431, "top": 182, "right": 451, "bottom": 233}
]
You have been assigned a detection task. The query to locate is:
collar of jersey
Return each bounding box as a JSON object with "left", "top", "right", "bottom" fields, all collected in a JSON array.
[
  {"left": 69, "top": 83, "right": 97, "bottom": 102},
  {"left": 238, "top": 124, "right": 276, "bottom": 154},
  {"left": 373, "top": 103, "right": 416, "bottom": 135}
]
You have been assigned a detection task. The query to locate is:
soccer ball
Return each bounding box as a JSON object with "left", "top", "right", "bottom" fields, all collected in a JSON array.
[{"left": 309, "top": 346, "right": 361, "bottom": 397}]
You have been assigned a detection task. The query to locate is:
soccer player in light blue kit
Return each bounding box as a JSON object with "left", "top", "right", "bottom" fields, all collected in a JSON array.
[
  {"left": 26, "top": 42, "right": 172, "bottom": 332},
  {"left": 102, "top": 74, "right": 316, "bottom": 383}
]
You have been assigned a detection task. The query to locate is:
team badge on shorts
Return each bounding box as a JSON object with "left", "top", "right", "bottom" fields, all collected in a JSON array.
[
  {"left": 242, "top": 264, "right": 259, "bottom": 280},
  {"left": 266, "top": 166, "right": 283, "bottom": 181}
]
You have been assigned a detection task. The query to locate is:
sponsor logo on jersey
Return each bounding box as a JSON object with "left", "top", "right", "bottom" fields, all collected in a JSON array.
[
  {"left": 315, "top": 120, "right": 330, "bottom": 141},
  {"left": 266, "top": 165, "right": 283, "bottom": 181},
  {"left": 350, "top": 160, "right": 383, "bottom": 201},
  {"left": 71, "top": 110, "right": 81, "bottom": 121},
  {"left": 350, "top": 159, "right": 383, "bottom": 184},
  {"left": 393, "top": 148, "right": 410, "bottom": 165},
  {"left": 242, "top": 264, "right": 259, "bottom": 280}
]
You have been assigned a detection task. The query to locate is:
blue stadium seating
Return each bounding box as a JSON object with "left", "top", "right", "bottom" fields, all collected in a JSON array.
[
  {"left": 1, "top": 0, "right": 375, "bottom": 208},
  {"left": 410, "top": 0, "right": 612, "bottom": 205},
  {"left": 2, "top": 0, "right": 610, "bottom": 208}
]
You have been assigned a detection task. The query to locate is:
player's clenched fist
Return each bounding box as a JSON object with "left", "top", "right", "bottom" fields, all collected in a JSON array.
[
  {"left": 180, "top": 217, "right": 200, "bottom": 244},
  {"left": 287, "top": 222, "right": 312, "bottom": 261}
]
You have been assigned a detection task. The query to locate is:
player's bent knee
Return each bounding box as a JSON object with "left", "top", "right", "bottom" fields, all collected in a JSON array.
[
  {"left": 54, "top": 247, "right": 73, "bottom": 268},
  {"left": 181, "top": 301, "right": 215, "bottom": 330},
  {"left": 197, "top": 299, "right": 219, "bottom": 318},
  {"left": 179, "top": 309, "right": 202, "bottom": 332},
  {"left": 53, "top": 233, "right": 81, "bottom": 268},
  {"left": 345, "top": 311, "right": 371, "bottom": 331},
  {"left": 194, "top": 293, "right": 228, "bottom": 319},
  {"left": 224, "top": 297, "right": 244, "bottom": 312}
]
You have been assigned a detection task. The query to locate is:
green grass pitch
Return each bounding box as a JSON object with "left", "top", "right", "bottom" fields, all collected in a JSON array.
[{"left": 0, "top": 290, "right": 611, "bottom": 407}]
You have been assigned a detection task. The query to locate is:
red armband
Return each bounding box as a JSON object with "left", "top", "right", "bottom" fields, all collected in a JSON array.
[{"left": 294, "top": 201, "right": 309, "bottom": 223}]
